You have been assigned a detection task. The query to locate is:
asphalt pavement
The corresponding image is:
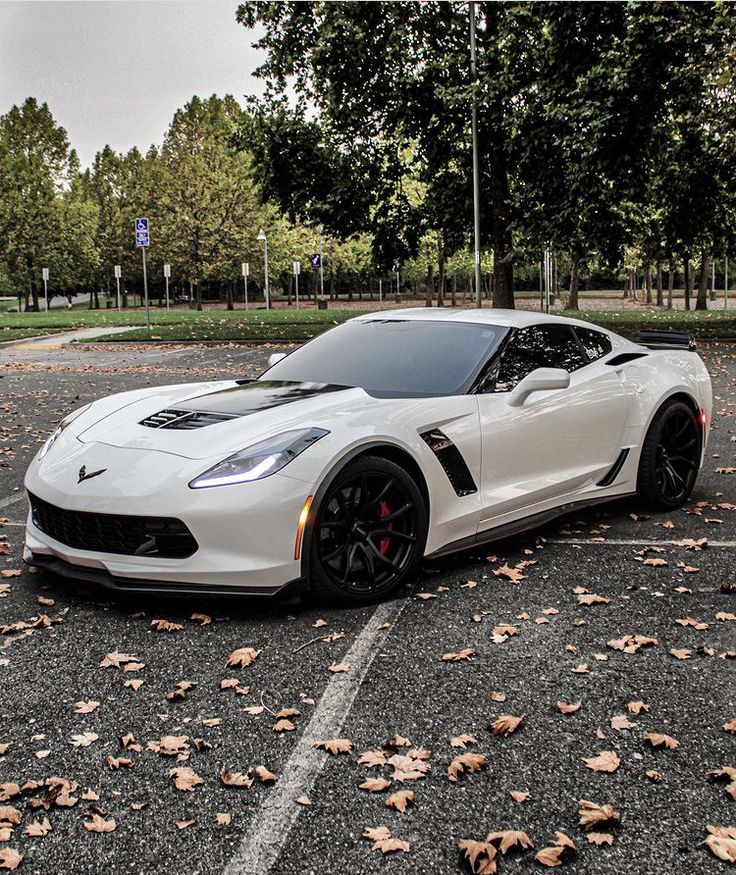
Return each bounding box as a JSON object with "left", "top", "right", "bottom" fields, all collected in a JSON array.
[{"left": 0, "top": 339, "right": 733, "bottom": 875}]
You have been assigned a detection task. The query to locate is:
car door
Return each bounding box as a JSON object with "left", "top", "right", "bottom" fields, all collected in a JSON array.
[{"left": 475, "top": 323, "right": 630, "bottom": 527}]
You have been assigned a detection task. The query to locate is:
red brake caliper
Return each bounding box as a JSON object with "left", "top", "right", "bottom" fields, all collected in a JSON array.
[{"left": 378, "top": 500, "right": 392, "bottom": 555}]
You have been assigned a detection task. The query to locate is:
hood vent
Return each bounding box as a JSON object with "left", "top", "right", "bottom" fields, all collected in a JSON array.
[{"left": 140, "top": 408, "right": 238, "bottom": 430}]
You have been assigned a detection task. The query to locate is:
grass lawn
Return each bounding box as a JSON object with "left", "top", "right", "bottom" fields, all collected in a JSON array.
[
  {"left": 80, "top": 307, "right": 736, "bottom": 343},
  {"left": 0, "top": 326, "right": 60, "bottom": 342}
]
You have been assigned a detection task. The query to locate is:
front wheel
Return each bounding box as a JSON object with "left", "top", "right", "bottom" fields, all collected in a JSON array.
[
  {"left": 637, "top": 400, "right": 701, "bottom": 511},
  {"left": 309, "top": 456, "right": 427, "bottom": 604}
]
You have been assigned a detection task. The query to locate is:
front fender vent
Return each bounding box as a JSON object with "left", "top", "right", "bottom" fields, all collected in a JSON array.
[
  {"left": 420, "top": 429, "right": 477, "bottom": 496},
  {"left": 597, "top": 448, "right": 630, "bottom": 487},
  {"left": 140, "top": 409, "right": 238, "bottom": 429}
]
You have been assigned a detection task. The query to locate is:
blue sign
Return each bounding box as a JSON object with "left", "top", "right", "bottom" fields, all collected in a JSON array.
[
  {"left": 135, "top": 217, "right": 149, "bottom": 247},
  {"left": 310, "top": 254, "right": 321, "bottom": 270}
]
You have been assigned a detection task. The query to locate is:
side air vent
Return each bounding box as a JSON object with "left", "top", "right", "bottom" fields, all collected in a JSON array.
[
  {"left": 606, "top": 352, "right": 648, "bottom": 366},
  {"left": 140, "top": 409, "right": 238, "bottom": 429},
  {"left": 597, "top": 448, "right": 630, "bottom": 487},
  {"left": 420, "top": 429, "right": 477, "bottom": 496}
]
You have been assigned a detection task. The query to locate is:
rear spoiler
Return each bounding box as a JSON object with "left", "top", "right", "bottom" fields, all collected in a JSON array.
[{"left": 636, "top": 330, "right": 696, "bottom": 351}]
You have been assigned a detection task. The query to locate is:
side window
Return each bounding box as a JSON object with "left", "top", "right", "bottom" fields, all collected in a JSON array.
[
  {"left": 494, "top": 325, "right": 587, "bottom": 392},
  {"left": 575, "top": 327, "right": 612, "bottom": 361}
]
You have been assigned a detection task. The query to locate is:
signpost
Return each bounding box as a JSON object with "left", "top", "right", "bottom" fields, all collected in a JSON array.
[
  {"left": 135, "top": 217, "right": 151, "bottom": 338},
  {"left": 378, "top": 278, "right": 383, "bottom": 308},
  {"left": 163, "top": 263, "right": 171, "bottom": 310},
  {"left": 293, "top": 260, "right": 301, "bottom": 309},
  {"left": 42, "top": 268, "right": 49, "bottom": 311},
  {"left": 241, "top": 262, "right": 249, "bottom": 309},
  {"left": 114, "top": 265, "right": 122, "bottom": 310},
  {"left": 393, "top": 264, "right": 401, "bottom": 303},
  {"left": 257, "top": 229, "right": 270, "bottom": 309}
]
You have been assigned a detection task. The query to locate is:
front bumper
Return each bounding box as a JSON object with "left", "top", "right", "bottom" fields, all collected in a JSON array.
[{"left": 24, "top": 441, "right": 313, "bottom": 595}]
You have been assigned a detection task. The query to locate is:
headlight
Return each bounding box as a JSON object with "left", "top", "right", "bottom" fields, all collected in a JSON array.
[
  {"left": 188, "top": 427, "right": 329, "bottom": 489},
  {"left": 38, "top": 403, "right": 92, "bottom": 460}
]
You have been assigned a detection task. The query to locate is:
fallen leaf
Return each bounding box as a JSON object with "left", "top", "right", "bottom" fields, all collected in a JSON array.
[
  {"left": 490, "top": 715, "right": 523, "bottom": 736},
  {"left": 215, "top": 812, "right": 231, "bottom": 826},
  {"left": 448, "top": 752, "right": 486, "bottom": 782},
  {"left": 578, "top": 799, "right": 620, "bottom": 829},
  {"left": 363, "top": 825, "right": 410, "bottom": 854},
  {"left": 557, "top": 701, "right": 581, "bottom": 715},
  {"left": 24, "top": 816, "right": 51, "bottom": 837},
  {"left": 359, "top": 777, "right": 392, "bottom": 793},
  {"left": 450, "top": 734, "right": 476, "bottom": 749},
  {"left": 587, "top": 832, "right": 614, "bottom": 846},
  {"left": 226, "top": 647, "right": 262, "bottom": 668},
  {"left": 487, "top": 829, "right": 534, "bottom": 854},
  {"left": 386, "top": 790, "right": 414, "bottom": 813},
  {"left": 442, "top": 649, "right": 475, "bottom": 662},
  {"left": 510, "top": 790, "right": 530, "bottom": 803},
  {"left": 458, "top": 838, "right": 497, "bottom": 874},
  {"left": 644, "top": 732, "right": 680, "bottom": 750},
  {"left": 83, "top": 814, "right": 116, "bottom": 833},
  {"left": 0, "top": 849, "right": 23, "bottom": 870},
  {"left": 583, "top": 750, "right": 621, "bottom": 773},
  {"left": 220, "top": 768, "right": 253, "bottom": 788},
  {"left": 70, "top": 732, "right": 98, "bottom": 748},
  {"left": 328, "top": 662, "right": 350, "bottom": 673},
  {"left": 313, "top": 739, "right": 352, "bottom": 755},
  {"left": 254, "top": 766, "right": 278, "bottom": 783},
  {"left": 169, "top": 767, "right": 204, "bottom": 792},
  {"left": 74, "top": 700, "right": 100, "bottom": 714}
]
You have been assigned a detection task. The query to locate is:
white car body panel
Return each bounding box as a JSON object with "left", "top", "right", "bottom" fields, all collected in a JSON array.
[{"left": 23, "top": 308, "right": 713, "bottom": 597}]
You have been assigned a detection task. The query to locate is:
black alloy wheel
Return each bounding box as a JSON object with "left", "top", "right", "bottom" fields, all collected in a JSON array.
[
  {"left": 637, "top": 400, "right": 701, "bottom": 510},
  {"left": 310, "top": 456, "right": 427, "bottom": 603}
]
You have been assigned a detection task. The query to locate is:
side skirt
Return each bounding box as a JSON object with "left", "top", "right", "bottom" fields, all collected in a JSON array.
[{"left": 426, "top": 494, "right": 634, "bottom": 560}]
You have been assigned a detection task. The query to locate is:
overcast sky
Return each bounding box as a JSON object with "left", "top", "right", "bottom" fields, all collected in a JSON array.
[{"left": 0, "top": 0, "right": 266, "bottom": 168}]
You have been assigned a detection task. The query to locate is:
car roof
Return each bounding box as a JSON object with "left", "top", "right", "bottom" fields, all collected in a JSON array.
[{"left": 355, "top": 307, "right": 608, "bottom": 332}]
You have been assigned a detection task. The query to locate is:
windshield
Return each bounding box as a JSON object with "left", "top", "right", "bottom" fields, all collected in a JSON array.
[{"left": 261, "top": 319, "right": 506, "bottom": 397}]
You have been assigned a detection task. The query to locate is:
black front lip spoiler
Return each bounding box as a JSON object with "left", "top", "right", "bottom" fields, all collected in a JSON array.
[{"left": 26, "top": 552, "right": 307, "bottom": 601}]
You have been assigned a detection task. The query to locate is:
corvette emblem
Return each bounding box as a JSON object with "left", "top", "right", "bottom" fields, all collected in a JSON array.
[{"left": 78, "top": 465, "right": 107, "bottom": 484}]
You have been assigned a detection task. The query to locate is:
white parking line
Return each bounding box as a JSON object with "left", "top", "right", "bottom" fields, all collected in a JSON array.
[
  {"left": 548, "top": 537, "right": 736, "bottom": 548},
  {"left": 223, "top": 598, "right": 405, "bottom": 875},
  {"left": 0, "top": 493, "right": 25, "bottom": 511}
]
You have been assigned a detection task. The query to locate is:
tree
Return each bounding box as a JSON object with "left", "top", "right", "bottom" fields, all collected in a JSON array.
[
  {"left": 156, "top": 95, "right": 264, "bottom": 309},
  {"left": 0, "top": 98, "right": 78, "bottom": 309}
]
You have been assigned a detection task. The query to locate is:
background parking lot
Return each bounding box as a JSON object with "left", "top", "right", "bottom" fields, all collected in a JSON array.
[{"left": 0, "top": 339, "right": 734, "bottom": 875}]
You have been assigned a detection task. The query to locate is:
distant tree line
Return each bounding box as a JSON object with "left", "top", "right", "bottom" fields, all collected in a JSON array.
[{"left": 1, "top": 2, "right": 734, "bottom": 311}]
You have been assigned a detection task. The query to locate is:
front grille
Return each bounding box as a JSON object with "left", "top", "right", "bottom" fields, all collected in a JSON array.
[
  {"left": 140, "top": 409, "right": 238, "bottom": 429},
  {"left": 29, "top": 493, "right": 198, "bottom": 559}
]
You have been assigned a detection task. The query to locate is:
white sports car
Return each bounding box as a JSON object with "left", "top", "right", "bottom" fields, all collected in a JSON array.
[{"left": 24, "top": 309, "right": 712, "bottom": 603}]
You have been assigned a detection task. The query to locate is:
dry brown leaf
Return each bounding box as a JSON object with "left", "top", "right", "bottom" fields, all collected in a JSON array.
[
  {"left": 723, "top": 717, "right": 736, "bottom": 734},
  {"left": 363, "top": 826, "right": 411, "bottom": 854},
  {"left": 176, "top": 818, "right": 196, "bottom": 830},
  {"left": 627, "top": 700, "right": 650, "bottom": 714},
  {"left": 99, "top": 650, "right": 138, "bottom": 668},
  {"left": 458, "top": 838, "right": 497, "bottom": 874},
  {"left": 450, "top": 734, "right": 476, "bottom": 749},
  {"left": 272, "top": 719, "right": 295, "bottom": 733},
  {"left": 328, "top": 662, "right": 350, "bottom": 673},
  {"left": 587, "top": 832, "right": 614, "bottom": 846},
  {"left": 220, "top": 769, "right": 253, "bottom": 788},
  {"left": 557, "top": 700, "right": 581, "bottom": 715},
  {"left": 487, "top": 829, "right": 534, "bottom": 854},
  {"left": 670, "top": 648, "right": 692, "bottom": 660},
  {"left": 24, "top": 816, "right": 51, "bottom": 837},
  {"left": 535, "top": 846, "right": 565, "bottom": 868},
  {"left": 215, "top": 812, "right": 231, "bottom": 826},
  {"left": 578, "top": 593, "right": 611, "bottom": 606},
  {"left": 490, "top": 715, "right": 523, "bottom": 736},
  {"left": 490, "top": 691, "right": 507, "bottom": 703},
  {"left": 226, "top": 647, "right": 262, "bottom": 668},
  {"left": 442, "top": 648, "right": 475, "bottom": 662},
  {"left": 610, "top": 714, "right": 638, "bottom": 731},
  {"left": 151, "top": 619, "right": 183, "bottom": 632},
  {"left": 70, "top": 731, "right": 98, "bottom": 748},
  {"left": 578, "top": 799, "right": 620, "bottom": 829},
  {"left": 73, "top": 700, "right": 99, "bottom": 714},
  {"left": 0, "top": 849, "right": 23, "bottom": 870},
  {"left": 358, "top": 749, "right": 387, "bottom": 768},
  {"left": 313, "top": 738, "right": 353, "bottom": 755},
  {"left": 83, "top": 814, "right": 116, "bottom": 833},
  {"left": 386, "top": 790, "right": 414, "bottom": 813},
  {"left": 510, "top": 790, "right": 530, "bottom": 803},
  {"left": 169, "top": 767, "right": 204, "bottom": 792},
  {"left": 255, "top": 766, "right": 278, "bottom": 783},
  {"left": 191, "top": 613, "right": 212, "bottom": 625},
  {"left": 644, "top": 732, "right": 680, "bottom": 750},
  {"left": 448, "top": 752, "right": 486, "bottom": 782},
  {"left": 583, "top": 750, "right": 621, "bottom": 773},
  {"left": 296, "top": 795, "right": 311, "bottom": 805},
  {"left": 107, "top": 756, "right": 133, "bottom": 770},
  {"left": 359, "top": 777, "right": 392, "bottom": 793}
]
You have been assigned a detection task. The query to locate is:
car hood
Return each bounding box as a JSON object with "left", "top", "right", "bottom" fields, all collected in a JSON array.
[{"left": 77, "top": 380, "right": 367, "bottom": 460}]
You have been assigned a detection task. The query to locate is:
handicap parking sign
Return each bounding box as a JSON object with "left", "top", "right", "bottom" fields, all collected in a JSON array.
[{"left": 135, "top": 217, "right": 150, "bottom": 247}]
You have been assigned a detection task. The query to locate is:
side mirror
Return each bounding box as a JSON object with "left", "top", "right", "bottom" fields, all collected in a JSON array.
[
  {"left": 507, "top": 367, "right": 570, "bottom": 407},
  {"left": 267, "top": 352, "right": 287, "bottom": 367}
]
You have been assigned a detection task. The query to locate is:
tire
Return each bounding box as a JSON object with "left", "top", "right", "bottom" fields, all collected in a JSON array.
[
  {"left": 309, "top": 455, "right": 428, "bottom": 604},
  {"left": 636, "top": 399, "right": 701, "bottom": 511}
]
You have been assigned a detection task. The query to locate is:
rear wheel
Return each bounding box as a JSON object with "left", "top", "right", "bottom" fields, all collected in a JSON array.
[
  {"left": 309, "top": 456, "right": 427, "bottom": 604},
  {"left": 637, "top": 400, "right": 701, "bottom": 510}
]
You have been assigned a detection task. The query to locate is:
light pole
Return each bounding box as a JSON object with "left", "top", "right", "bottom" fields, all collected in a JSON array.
[
  {"left": 242, "top": 262, "right": 249, "bottom": 309},
  {"left": 293, "top": 260, "right": 301, "bottom": 309},
  {"left": 257, "top": 229, "right": 270, "bottom": 309},
  {"left": 469, "top": 1, "right": 482, "bottom": 309},
  {"left": 114, "top": 265, "right": 121, "bottom": 310}
]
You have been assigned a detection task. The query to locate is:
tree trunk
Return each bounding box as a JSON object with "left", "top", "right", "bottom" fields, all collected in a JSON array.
[
  {"left": 683, "top": 257, "right": 690, "bottom": 310},
  {"left": 645, "top": 265, "right": 652, "bottom": 304},
  {"left": 630, "top": 269, "right": 637, "bottom": 303},
  {"left": 425, "top": 262, "right": 434, "bottom": 307},
  {"left": 451, "top": 274, "right": 457, "bottom": 306},
  {"left": 696, "top": 248, "right": 710, "bottom": 311},
  {"left": 568, "top": 255, "right": 580, "bottom": 310},
  {"left": 93, "top": 288, "right": 100, "bottom": 309},
  {"left": 667, "top": 263, "right": 674, "bottom": 310},
  {"left": 195, "top": 280, "right": 202, "bottom": 311},
  {"left": 490, "top": 156, "right": 514, "bottom": 308},
  {"left": 655, "top": 261, "right": 663, "bottom": 306},
  {"left": 226, "top": 280, "right": 234, "bottom": 311}
]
